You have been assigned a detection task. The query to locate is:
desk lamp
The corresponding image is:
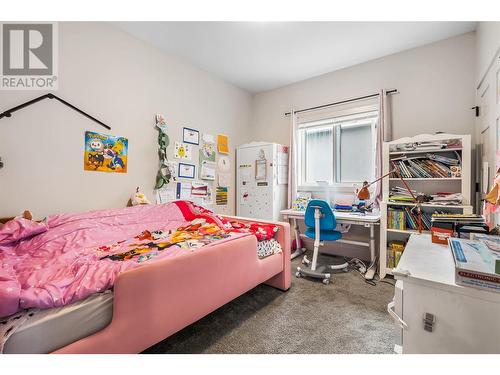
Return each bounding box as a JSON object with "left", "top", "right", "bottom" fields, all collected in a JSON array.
[{"left": 356, "top": 161, "right": 423, "bottom": 233}]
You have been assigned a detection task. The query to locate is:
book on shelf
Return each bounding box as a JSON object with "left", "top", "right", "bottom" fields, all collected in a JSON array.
[
  {"left": 431, "top": 213, "right": 485, "bottom": 223},
  {"left": 391, "top": 139, "right": 462, "bottom": 153},
  {"left": 387, "top": 240, "right": 406, "bottom": 269},
  {"left": 389, "top": 188, "right": 464, "bottom": 206},
  {"left": 391, "top": 153, "right": 461, "bottom": 178},
  {"left": 388, "top": 208, "right": 406, "bottom": 230},
  {"left": 429, "top": 192, "right": 463, "bottom": 205},
  {"left": 388, "top": 206, "right": 450, "bottom": 231}
]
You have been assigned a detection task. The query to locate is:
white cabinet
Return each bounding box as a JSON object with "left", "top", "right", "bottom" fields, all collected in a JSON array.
[
  {"left": 389, "top": 234, "right": 500, "bottom": 354},
  {"left": 236, "top": 142, "right": 288, "bottom": 221}
]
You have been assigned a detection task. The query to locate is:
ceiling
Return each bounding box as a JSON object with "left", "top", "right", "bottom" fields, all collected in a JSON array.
[{"left": 114, "top": 22, "right": 476, "bottom": 94}]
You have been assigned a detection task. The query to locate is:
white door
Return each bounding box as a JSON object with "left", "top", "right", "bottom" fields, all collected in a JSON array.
[{"left": 476, "top": 53, "right": 500, "bottom": 225}]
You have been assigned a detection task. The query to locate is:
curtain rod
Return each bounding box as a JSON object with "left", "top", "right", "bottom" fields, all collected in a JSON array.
[
  {"left": 284, "top": 89, "right": 398, "bottom": 117},
  {"left": 0, "top": 93, "right": 111, "bottom": 130}
]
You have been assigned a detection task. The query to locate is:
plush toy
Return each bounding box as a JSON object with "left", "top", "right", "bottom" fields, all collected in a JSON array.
[
  {"left": 483, "top": 169, "right": 500, "bottom": 229},
  {"left": 129, "top": 187, "right": 151, "bottom": 206},
  {"left": 15, "top": 210, "right": 33, "bottom": 220}
]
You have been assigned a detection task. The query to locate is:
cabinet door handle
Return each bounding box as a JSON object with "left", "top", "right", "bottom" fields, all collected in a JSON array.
[{"left": 387, "top": 301, "right": 408, "bottom": 329}]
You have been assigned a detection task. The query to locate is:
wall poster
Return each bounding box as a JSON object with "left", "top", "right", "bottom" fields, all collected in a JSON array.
[{"left": 84, "top": 131, "right": 128, "bottom": 173}]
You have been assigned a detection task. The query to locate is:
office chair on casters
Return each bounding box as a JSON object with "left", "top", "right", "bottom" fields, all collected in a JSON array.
[{"left": 296, "top": 199, "right": 349, "bottom": 285}]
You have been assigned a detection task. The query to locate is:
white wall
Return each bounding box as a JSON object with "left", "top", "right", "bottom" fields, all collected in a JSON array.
[
  {"left": 251, "top": 32, "right": 476, "bottom": 260},
  {"left": 476, "top": 22, "right": 500, "bottom": 83},
  {"left": 252, "top": 32, "right": 476, "bottom": 146},
  {"left": 0, "top": 22, "right": 253, "bottom": 219}
]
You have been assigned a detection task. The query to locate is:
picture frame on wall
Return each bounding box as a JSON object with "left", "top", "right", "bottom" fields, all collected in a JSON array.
[
  {"left": 178, "top": 163, "right": 196, "bottom": 179},
  {"left": 183, "top": 127, "right": 200, "bottom": 145}
]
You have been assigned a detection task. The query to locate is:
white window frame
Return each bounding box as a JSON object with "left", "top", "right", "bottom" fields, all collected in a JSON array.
[{"left": 297, "top": 105, "right": 378, "bottom": 191}]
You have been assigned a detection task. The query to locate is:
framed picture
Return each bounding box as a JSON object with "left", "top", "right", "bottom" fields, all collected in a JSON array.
[
  {"left": 178, "top": 163, "right": 196, "bottom": 179},
  {"left": 183, "top": 127, "right": 200, "bottom": 145}
]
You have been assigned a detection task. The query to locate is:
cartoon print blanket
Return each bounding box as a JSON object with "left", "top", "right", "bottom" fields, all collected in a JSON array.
[
  {"left": 0, "top": 201, "right": 280, "bottom": 318},
  {"left": 173, "top": 200, "right": 279, "bottom": 241}
]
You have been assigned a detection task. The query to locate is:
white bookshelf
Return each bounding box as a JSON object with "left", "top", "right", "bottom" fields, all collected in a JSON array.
[{"left": 379, "top": 133, "right": 473, "bottom": 278}]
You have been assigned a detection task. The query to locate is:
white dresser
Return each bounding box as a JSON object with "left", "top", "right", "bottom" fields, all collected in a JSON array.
[{"left": 389, "top": 234, "right": 500, "bottom": 354}]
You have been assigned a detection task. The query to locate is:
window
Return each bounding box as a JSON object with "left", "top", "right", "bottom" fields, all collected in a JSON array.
[{"left": 298, "top": 110, "right": 377, "bottom": 187}]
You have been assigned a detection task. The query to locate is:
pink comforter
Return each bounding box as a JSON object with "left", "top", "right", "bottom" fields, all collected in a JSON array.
[{"left": 0, "top": 203, "right": 245, "bottom": 318}]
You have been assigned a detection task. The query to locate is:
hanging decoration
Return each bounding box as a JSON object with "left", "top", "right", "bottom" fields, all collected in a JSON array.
[{"left": 155, "top": 114, "right": 174, "bottom": 189}]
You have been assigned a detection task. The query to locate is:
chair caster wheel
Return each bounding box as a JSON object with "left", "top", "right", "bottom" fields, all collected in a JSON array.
[
  {"left": 301, "top": 256, "right": 308, "bottom": 265},
  {"left": 322, "top": 278, "right": 330, "bottom": 285},
  {"left": 295, "top": 272, "right": 302, "bottom": 278}
]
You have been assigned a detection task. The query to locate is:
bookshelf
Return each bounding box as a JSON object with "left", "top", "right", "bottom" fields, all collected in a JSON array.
[{"left": 379, "top": 133, "right": 472, "bottom": 278}]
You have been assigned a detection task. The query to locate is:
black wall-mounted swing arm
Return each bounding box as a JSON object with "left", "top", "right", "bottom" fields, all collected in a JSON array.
[{"left": 0, "top": 93, "right": 111, "bottom": 130}]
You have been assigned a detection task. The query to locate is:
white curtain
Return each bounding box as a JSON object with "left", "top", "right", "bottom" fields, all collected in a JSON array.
[
  {"left": 374, "top": 89, "right": 392, "bottom": 205},
  {"left": 287, "top": 110, "right": 298, "bottom": 207}
]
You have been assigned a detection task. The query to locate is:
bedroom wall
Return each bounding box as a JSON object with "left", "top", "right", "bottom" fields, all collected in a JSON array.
[
  {"left": 251, "top": 32, "right": 476, "bottom": 260},
  {"left": 251, "top": 32, "right": 476, "bottom": 145},
  {"left": 0, "top": 22, "right": 253, "bottom": 219}
]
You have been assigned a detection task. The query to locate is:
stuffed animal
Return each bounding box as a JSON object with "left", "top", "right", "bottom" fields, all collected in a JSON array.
[{"left": 128, "top": 187, "right": 151, "bottom": 206}]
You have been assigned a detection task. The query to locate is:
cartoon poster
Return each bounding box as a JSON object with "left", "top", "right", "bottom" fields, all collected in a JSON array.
[
  {"left": 174, "top": 142, "right": 192, "bottom": 160},
  {"left": 84, "top": 131, "right": 128, "bottom": 173}
]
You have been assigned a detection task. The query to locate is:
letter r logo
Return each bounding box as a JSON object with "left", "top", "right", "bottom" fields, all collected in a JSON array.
[{"left": 2, "top": 24, "right": 53, "bottom": 75}]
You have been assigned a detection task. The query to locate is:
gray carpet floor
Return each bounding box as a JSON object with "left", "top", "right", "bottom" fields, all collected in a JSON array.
[{"left": 143, "top": 253, "right": 397, "bottom": 354}]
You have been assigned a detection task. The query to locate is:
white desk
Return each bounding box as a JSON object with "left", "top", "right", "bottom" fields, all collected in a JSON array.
[{"left": 280, "top": 209, "right": 380, "bottom": 267}]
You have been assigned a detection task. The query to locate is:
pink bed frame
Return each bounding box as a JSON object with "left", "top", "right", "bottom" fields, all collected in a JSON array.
[{"left": 52, "top": 216, "right": 291, "bottom": 354}]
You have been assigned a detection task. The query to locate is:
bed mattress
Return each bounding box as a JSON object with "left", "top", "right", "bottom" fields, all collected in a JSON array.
[{"left": 3, "top": 291, "right": 113, "bottom": 354}]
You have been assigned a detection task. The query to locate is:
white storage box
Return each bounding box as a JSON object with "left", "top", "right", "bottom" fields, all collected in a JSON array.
[{"left": 449, "top": 237, "right": 500, "bottom": 293}]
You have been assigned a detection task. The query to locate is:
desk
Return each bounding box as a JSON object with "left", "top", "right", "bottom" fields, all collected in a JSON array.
[{"left": 280, "top": 209, "right": 380, "bottom": 268}]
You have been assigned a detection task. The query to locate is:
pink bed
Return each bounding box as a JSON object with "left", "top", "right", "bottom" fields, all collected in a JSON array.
[{"left": 0, "top": 201, "right": 291, "bottom": 353}]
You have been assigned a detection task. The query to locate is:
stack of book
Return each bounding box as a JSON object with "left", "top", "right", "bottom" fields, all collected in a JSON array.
[
  {"left": 391, "top": 153, "right": 460, "bottom": 178},
  {"left": 388, "top": 186, "right": 421, "bottom": 203},
  {"left": 431, "top": 214, "right": 486, "bottom": 244},
  {"left": 391, "top": 140, "right": 462, "bottom": 152},
  {"left": 333, "top": 204, "right": 353, "bottom": 212},
  {"left": 388, "top": 208, "right": 406, "bottom": 230},
  {"left": 431, "top": 213, "right": 485, "bottom": 223},
  {"left": 387, "top": 240, "right": 406, "bottom": 269},
  {"left": 429, "top": 192, "right": 463, "bottom": 206}
]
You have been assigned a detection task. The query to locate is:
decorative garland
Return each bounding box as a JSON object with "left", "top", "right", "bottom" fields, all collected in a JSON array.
[{"left": 154, "top": 118, "right": 172, "bottom": 189}]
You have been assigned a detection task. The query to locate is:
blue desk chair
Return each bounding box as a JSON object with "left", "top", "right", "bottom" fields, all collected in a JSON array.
[{"left": 296, "top": 199, "right": 349, "bottom": 284}]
